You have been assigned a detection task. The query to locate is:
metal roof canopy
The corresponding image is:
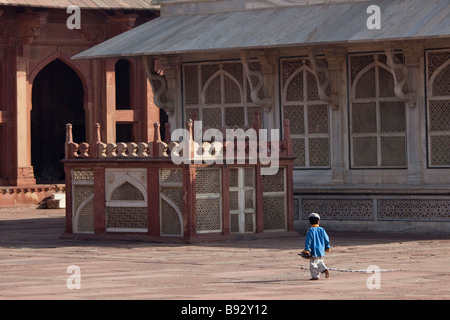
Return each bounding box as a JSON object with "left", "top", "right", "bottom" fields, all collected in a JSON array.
[{"left": 73, "top": 0, "right": 450, "bottom": 60}]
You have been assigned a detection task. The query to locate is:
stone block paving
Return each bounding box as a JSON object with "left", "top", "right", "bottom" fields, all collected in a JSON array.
[{"left": 1, "top": 207, "right": 450, "bottom": 301}]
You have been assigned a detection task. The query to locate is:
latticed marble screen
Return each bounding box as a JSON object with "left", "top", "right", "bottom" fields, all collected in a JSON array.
[
  {"left": 195, "top": 168, "right": 222, "bottom": 233},
  {"left": 229, "top": 167, "right": 255, "bottom": 233},
  {"left": 280, "top": 57, "right": 330, "bottom": 168},
  {"left": 348, "top": 53, "right": 407, "bottom": 168},
  {"left": 378, "top": 199, "right": 450, "bottom": 221},
  {"left": 159, "top": 169, "right": 183, "bottom": 236},
  {"left": 298, "top": 197, "right": 450, "bottom": 222},
  {"left": 106, "top": 207, "right": 147, "bottom": 229},
  {"left": 262, "top": 167, "right": 286, "bottom": 231},
  {"left": 71, "top": 170, "right": 95, "bottom": 233},
  {"left": 426, "top": 49, "right": 450, "bottom": 167},
  {"left": 303, "top": 199, "right": 374, "bottom": 220},
  {"left": 183, "top": 60, "right": 262, "bottom": 129},
  {"left": 105, "top": 169, "right": 148, "bottom": 232}
]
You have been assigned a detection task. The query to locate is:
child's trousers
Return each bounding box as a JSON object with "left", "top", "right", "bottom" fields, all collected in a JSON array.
[{"left": 310, "top": 257, "right": 327, "bottom": 279}]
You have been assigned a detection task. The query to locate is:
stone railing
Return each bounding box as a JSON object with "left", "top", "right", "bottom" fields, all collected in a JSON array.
[{"left": 65, "top": 110, "right": 293, "bottom": 162}]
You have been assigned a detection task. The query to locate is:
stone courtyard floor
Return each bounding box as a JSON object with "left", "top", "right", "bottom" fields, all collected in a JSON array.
[{"left": 0, "top": 207, "right": 449, "bottom": 302}]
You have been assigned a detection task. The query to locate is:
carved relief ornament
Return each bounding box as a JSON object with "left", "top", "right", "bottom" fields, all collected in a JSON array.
[
  {"left": 240, "top": 51, "right": 273, "bottom": 111},
  {"left": 17, "top": 11, "right": 49, "bottom": 45},
  {"left": 308, "top": 51, "right": 339, "bottom": 110},
  {"left": 142, "top": 56, "right": 174, "bottom": 115},
  {"left": 385, "top": 48, "right": 416, "bottom": 108}
]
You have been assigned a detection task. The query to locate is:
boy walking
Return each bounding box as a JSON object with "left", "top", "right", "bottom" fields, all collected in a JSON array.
[{"left": 301, "top": 213, "right": 331, "bottom": 280}]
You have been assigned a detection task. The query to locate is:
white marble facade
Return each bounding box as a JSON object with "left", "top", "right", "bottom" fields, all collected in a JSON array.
[{"left": 175, "top": 41, "right": 450, "bottom": 233}]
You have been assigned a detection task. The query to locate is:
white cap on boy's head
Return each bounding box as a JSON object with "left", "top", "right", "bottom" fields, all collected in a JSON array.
[{"left": 309, "top": 212, "right": 320, "bottom": 219}]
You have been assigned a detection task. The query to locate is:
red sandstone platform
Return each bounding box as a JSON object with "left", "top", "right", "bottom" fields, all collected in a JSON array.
[{"left": 0, "top": 207, "right": 449, "bottom": 300}]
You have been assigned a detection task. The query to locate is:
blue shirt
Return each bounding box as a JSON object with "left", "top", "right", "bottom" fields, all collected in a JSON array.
[{"left": 304, "top": 225, "right": 330, "bottom": 257}]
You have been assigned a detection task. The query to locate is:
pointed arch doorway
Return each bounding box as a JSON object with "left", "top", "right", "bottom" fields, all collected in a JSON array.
[{"left": 31, "top": 59, "right": 85, "bottom": 183}]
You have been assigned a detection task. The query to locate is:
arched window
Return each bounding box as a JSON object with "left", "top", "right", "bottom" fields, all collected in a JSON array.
[
  {"left": 183, "top": 61, "right": 262, "bottom": 130},
  {"left": 348, "top": 53, "right": 407, "bottom": 168},
  {"left": 426, "top": 49, "right": 450, "bottom": 167},
  {"left": 280, "top": 57, "right": 330, "bottom": 168}
]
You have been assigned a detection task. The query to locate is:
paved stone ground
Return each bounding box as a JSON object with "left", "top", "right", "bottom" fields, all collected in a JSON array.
[{"left": 0, "top": 207, "right": 449, "bottom": 301}]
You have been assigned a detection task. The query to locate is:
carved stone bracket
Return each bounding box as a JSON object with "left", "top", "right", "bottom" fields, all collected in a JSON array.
[
  {"left": 143, "top": 56, "right": 174, "bottom": 115},
  {"left": 240, "top": 51, "right": 272, "bottom": 111},
  {"left": 14, "top": 11, "right": 49, "bottom": 57},
  {"left": 385, "top": 48, "right": 416, "bottom": 108},
  {"left": 17, "top": 11, "right": 49, "bottom": 45},
  {"left": 308, "top": 51, "right": 339, "bottom": 110}
]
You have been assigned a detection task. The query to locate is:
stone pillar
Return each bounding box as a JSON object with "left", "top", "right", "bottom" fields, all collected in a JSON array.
[
  {"left": 12, "top": 11, "right": 48, "bottom": 185},
  {"left": 92, "top": 59, "right": 104, "bottom": 142},
  {"left": 403, "top": 45, "right": 424, "bottom": 185},
  {"left": 254, "top": 50, "right": 277, "bottom": 129},
  {"left": 183, "top": 165, "right": 196, "bottom": 238},
  {"left": 0, "top": 46, "right": 13, "bottom": 185},
  {"left": 255, "top": 165, "right": 264, "bottom": 233},
  {"left": 325, "top": 48, "right": 347, "bottom": 185},
  {"left": 285, "top": 161, "right": 295, "bottom": 232},
  {"left": 105, "top": 59, "right": 116, "bottom": 143},
  {"left": 93, "top": 167, "right": 106, "bottom": 234},
  {"left": 147, "top": 167, "right": 160, "bottom": 236},
  {"left": 221, "top": 166, "right": 230, "bottom": 235},
  {"left": 64, "top": 166, "right": 73, "bottom": 233},
  {"left": 14, "top": 50, "right": 35, "bottom": 185}
]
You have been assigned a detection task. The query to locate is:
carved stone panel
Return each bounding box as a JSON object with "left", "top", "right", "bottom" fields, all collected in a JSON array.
[{"left": 105, "top": 169, "right": 148, "bottom": 232}]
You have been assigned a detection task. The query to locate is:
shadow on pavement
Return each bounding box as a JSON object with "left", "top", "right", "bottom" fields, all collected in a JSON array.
[{"left": 1, "top": 209, "right": 449, "bottom": 250}]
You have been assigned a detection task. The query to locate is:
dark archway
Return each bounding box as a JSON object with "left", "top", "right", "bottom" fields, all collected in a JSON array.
[{"left": 31, "top": 59, "right": 85, "bottom": 183}]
